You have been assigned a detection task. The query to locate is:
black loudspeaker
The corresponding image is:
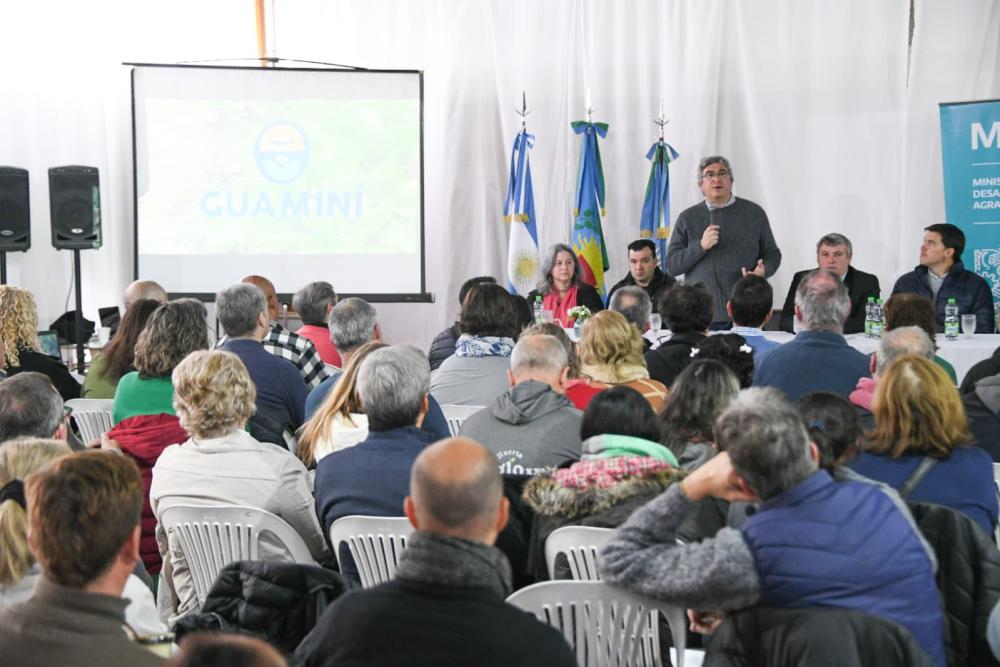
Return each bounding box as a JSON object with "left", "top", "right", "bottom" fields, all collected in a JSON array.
[
  {"left": 49, "top": 165, "right": 101, "bottom": 250},
  {"left": 0, "top": 167, "right": 30, "bottom": 251}
]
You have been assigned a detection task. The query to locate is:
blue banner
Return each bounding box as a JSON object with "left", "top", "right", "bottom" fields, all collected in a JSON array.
[{"left": 940, "top": 99, "right": 1000, "bottom": 312}]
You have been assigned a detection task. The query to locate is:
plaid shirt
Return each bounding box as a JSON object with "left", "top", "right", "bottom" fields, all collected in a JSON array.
[{"left": 217, "top": 323, "right": 327, "bottom": 390}]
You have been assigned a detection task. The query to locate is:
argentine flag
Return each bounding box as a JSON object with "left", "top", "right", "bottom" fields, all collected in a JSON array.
[{"left": 504, "top": 129, "right": 540, "bottom": 296}]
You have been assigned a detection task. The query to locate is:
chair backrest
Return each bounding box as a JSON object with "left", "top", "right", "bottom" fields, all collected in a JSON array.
[
  {"left": 328, "top": 515, "right": 413, "bottom": 588},
  {"left": 440, "top": 404, "right": 485, "bottom": 436},
  {"left": 507, "top": 580, "right": 687, "bottom": 667},
  {"left": 545, "top": 525, "right": 614, "bottom": 581},
  {"left": 160, "top": 505, "right": 317, "bottom": 606},
  {"left": 993, "top": 463, "right": 1000, "bottom": 546},
  {"left": 66, "top": 398, "right": 114, "bottom": 443}
]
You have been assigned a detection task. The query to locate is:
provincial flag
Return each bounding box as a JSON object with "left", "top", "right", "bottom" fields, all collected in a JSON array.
[
  {"left": 570, "top": 120, "right": 610, "bottom": 295},
  {"left": 503, "top": 129, "right": 540, "bottom": 296},
  {"left": 639, "top": 141, "right": 680, "bottom": 272}
]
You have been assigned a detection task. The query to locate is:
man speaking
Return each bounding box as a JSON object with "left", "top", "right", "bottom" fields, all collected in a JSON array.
[{"left": 666, "top": 156, "right": 781, "bottom": 328}]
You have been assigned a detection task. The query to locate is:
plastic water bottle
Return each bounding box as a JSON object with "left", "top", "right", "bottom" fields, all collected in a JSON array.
[
  {"left": 871, "top": 299, "right": 884, "bottom": 339},
  {"left": 533, "top": 296, "right": 544, "bottom": 324},
  {"left": 944, "top": 298, "right": 960, "bottom": 340},
  {"left": 864, "top": 296, "right": 875, "bottom": 338}
]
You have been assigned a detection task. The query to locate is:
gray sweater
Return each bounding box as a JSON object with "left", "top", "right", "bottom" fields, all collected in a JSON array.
[{"left": 666, "top": 198, "right": 781, "bottom": 322}]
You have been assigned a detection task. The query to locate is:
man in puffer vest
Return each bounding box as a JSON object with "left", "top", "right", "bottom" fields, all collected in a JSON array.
[{"left": 600, "top": 387, "right": 946, "bottom": 667}]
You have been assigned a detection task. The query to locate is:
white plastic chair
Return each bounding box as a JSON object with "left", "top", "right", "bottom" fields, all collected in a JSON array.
[
  {"left": 440, "top": 404, "right": 485, "bottom": 436},
  {"left": 159, "top": 505, "right": 317, "bottom": 606},
  {"left": 329, "top": 515, "right": 413, "bottom": 588},
  {"left": 508, "top": 580, "right": 687, "bottom": 667},
  {"left": 65, "top": 398, "right": 114, "bottom": 443},
  {"left": 545, "top": 525, "right": 613, "bottom": 581}
]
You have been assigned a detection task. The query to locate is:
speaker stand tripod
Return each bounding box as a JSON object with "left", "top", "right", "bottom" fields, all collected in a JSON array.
[
  {"left": 72, "top": 249, "right": 85, "bottom": 372},
  {"left": 0, "top": 252, "right": 7, "bottom": 284}
]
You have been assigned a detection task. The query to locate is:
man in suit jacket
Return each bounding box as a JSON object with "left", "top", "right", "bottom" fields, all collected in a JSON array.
[{"left": 780, "top": 233, "right": 880, "bottom": 334}]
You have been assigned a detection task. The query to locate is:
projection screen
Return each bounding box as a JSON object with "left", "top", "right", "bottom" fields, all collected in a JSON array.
[{"left": 131, "top": 64, "right": 427, "bottom": 301}]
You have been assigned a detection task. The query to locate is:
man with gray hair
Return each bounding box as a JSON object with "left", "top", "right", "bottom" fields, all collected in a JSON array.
[
  {"left": 217, "top": 283, "right": 306, "bottom": 448},
  {"left": 753, "top": 269, "right": 870, "bottom": 400},
  {"left": 297, "top": 437, "right": 575, "bottom": 666},
  {"left": 849, "top": 325, "right": 936, "bottom": 425},
  {"left": 459, "top": 334, "right": 582, "bottom": 474},
  {"left": 609, "top": 286, "right": 653, "bottom": 349},
  {"left": 780, "top": 233, "right": 880, "bottom": 334},
  {"left": 600, "top": 388, "right": 946, "bottom": 667},
  {"left": 293, "top": 281, "right": 341, "bottom": 367},
  {"left": 0, "top": 372, "right": 69, "bottom": 445},
  {"left": 314, "top": 345, "right": 437, "bottom": 578}
]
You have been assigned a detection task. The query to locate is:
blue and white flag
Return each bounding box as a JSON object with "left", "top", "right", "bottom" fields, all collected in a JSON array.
[
  {"left": 639, "top": 141, "right": 680, "bottom": 272},
  {"left": 504, "top": 129, "right": 540, "bottom": 295}
]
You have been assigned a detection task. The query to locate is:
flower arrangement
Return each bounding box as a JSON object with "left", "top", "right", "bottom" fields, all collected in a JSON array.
[{"left": 567, "top": 305, "right": 592, "bottom": 325}]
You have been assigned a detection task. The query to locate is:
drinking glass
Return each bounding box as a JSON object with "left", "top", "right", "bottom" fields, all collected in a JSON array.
[
  {"left": 649, "top": 313, "right": 662, "bottom": 332},
  {"left": 961, "top": 314, "right": 977, "bottom": 337},
  {"left": 541, "top": 309, "right": 555, "bottom": 324}
]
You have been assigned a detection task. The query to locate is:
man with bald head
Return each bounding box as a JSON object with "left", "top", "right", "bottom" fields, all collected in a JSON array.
[
  {"left": 123, "top": 280, "right": 167, "bottom": 309},
  {"left": 221, "top": 274, "right": 327, "bottom": 390},
  {"left": 459, "top": 334, "right": 582, "bottom": 475},
  {"left": 296, "top": 438, "right": 575, "bottom": 667}
]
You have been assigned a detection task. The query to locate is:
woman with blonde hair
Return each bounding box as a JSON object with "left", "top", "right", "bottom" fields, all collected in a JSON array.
[
  {"left": 151, "top": 350, "right": 329, "bottom": 625},
  {"left": 297, "top": 340, "right": 386, "bottom": 468},
  {"left": 0, "top": 286, "right": 79, "bottom": 400},
  {"left": 849, "top": 354, "right": 997, "bottom": 534},
  {"left": 565, "top": 310, "right": 667, "bottom": 411},
  {"left": 0, "top": 438, "right": 164, "bottom": 634}
]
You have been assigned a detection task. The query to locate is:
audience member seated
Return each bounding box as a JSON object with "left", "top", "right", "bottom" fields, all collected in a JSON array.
[
  {"left": 608, "top": 285, "right": 654, "bottom": 350},
  {"left": 293, "top": 281, "right": 342, "bottom": 368},
  {"left": 779, "top": 233, "right": 880, "bottom": 335},
  {"left": 849, "top": 355, "right": 998, "bottom": 534},
  {"left": 83, "top": 299, "right": 159, "bottom": 399},
  {"left": 599, "top": 388, "right": 946, "bottom": 667},
  {"left": 607, "top": 239, "right": 676, "bottom": 314},
  {"left": 124, "top": 279, "right": 168, "bottom": 309},
  {"left": 797, "top": 392, "right": 866, "bottom": 476},
  {"left": 296, "top": 437, "right": 576, "bottom": 667},
  {"left": 884, "top": 293, "right": 958, "bottom": 383},
  {"left": 753, "top": 269, "right": 870, "bottom": 400},
  {"left": 891, "top": 223, "right": 995, "bottom": 333},
  {"left": 0, "top": 286, "right": 80, "bottom": 401},
  {"left": 0, "top": 438, "right": 163, "bottom": 634},
  {"left": 690, "top": 333, "right": 754, "bottom": 388},
  {"left": 523, "top": 387, "right": 679, "bottom": 579},
  {"left": 565, "top": 310, "right": 668, "bottom": 411},
  {"left": 644, "top": 282, "right": 713, "bottom": 387},
  {"left": 239, "top": 275, "right": 327, "bottom": 390},
  {"left": 166, "top": 632, "right": 286, "bottom": 667},
  {"left": 659, "top": 359, "right": 740, "bottom": 471},
  {"left": 0, "top": 450, "right": 165, "bottom": 666},
  {"left": 728, "top": 274, "right": 781, "bottom": 357},
  {"left": 427, "top": 276, "right": 496, "bottom": 371},
  {"left": 510, "top": 293, "right": 533, "bottom": 339},
  {"left": 849, "top": 326, "right": 936, "bottom": 427},
  {"left": 314, "top": 346, "right": 436, "bottom": 562},
  {"left": 527, "top": 243, "right": 604, "bottom": 326},
  {"left": 460, "top": 334, "right": 582, "bottom": 475},
  {"left": 217, "top": 283, "right": 306, "bottom": 448},
  {"left": 151, "top": 350, "right": 329, "bottom": 625},
  {"left": 961, "top": 344, "right": 1000, "bottom": 394},
  {"left": 520, "top": 322, "right": 580, "bottom": 379},
  {"left": 108, "top": 300, "right": 207, "bottom": 575},
  {"left": 0, "top": 372, "right": 68, "bottom": 445},
  {"left": 430, "top": 283, "right": 518, "bottom": 407},
  {"left": 964, "top": 371, "right": 1000, "bottom": 462},
  {"left": 298, "top": 341, "right": 385, "bottom": 468}
]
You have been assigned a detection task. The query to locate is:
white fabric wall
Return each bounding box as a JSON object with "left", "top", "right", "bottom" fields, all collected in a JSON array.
[{"left": 2, "top": 1, "right": 998, "bottom": 347}]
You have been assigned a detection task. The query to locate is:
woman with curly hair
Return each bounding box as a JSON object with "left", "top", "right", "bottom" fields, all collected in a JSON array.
[
  {"left": 565, "top": 310, "right": 668, "bottom": 411},
  {"left": 82, "top": 299, "right": 159, "bottom": 399},
  {"left": 0, "top": 286, "right": 79, "bottom": 400}
]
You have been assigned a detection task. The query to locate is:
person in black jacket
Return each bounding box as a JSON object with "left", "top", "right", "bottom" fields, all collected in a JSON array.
[
  {"left": 644, "top": 282, "right": 713, "bottom": 388},
  {"left": 779, "top": 233, "right": 880, "bottom": 334},
  {"left": 606, "top": 239, "right": 676, "bottom": 314},
  {"left": 427, "top": 275, "right": 496, "bottom": 371},
  {"left": 527, "top": 243, "right": 605, "bottom": 326},
  {"left": 0, "top": 286, "right": 80, "bottom": 401},
  {"left": 296, "top": 437, "right": 576, "bottom": 667}
]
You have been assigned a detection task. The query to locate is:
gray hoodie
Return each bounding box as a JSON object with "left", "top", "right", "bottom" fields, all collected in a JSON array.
[{"left": 458, "top": 379, "right": 582, "bottom": 475}]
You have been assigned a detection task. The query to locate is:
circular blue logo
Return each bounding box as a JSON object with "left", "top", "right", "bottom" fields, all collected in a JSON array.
[{"left": 254, "top": 121, "right": 309, "bottom": 184}]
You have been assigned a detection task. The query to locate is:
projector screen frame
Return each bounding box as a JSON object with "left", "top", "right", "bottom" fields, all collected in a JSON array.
[{"left": 128, "top": 62, "right": 431, "bottom": 304}]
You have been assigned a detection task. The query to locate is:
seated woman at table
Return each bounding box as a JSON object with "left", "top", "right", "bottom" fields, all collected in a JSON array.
[
  {"left": 82, "top": 299, "right": 159, "bottom": 399},
  {"left": 527, "top": 243, "right": 604, "bottom": 327},
  {"left": 565, "top": 310, "right": 667, "bottom": 411},
  {"left": 0, "top": 286, "right": 80, "bottom": 401},
  {"left": 849, "top": 354, "right": 997, "bottom": 534},
  {"left": 884, "top": 293, "right": 957, "bottom": 383}
]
